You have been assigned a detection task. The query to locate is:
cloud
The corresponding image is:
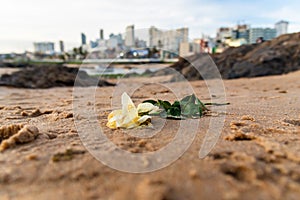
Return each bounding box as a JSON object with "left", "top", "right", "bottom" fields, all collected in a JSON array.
[
  {"left": 0, "top": 0, "right": 300, "bottom": 52},
  {"left": 260, "top": 5, "right": 300, "bottom": 32}
]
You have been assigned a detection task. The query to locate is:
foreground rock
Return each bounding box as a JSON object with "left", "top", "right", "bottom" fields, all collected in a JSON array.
[
  {"left": 0, "top": 65, "right": 114, "bottom": 88},
  {"left": 0, "top": 124, "right": 39, "bottom": 151}
]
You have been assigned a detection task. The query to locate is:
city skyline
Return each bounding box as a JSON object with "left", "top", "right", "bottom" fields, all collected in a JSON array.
[{"left": 1, "top": 0, "right": 300, "bottom": 53}]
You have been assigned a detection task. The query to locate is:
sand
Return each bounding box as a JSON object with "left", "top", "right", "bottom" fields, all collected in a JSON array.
[{"left": 0, "top": 70, "right": 299, "bottom": 199}]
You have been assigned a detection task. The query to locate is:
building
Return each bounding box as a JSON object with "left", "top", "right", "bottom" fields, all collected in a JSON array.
[
  {"left": 81, "top": 33, "right": 87, "bottom": 45},
  {"left": 149, "top": 26, "right": 163, "bottom": 48},
  {"left": 264, "top": 28, "right": 277, "bottom": 41},
  {"left": 275, "top": 20, "right": 289, "bottom": 37},
  {"left": 107, "top": 38, "right": 118, "bottom": 49},
  {"left": 90, "top": 40, "right": 98, "bottom": 49},
  {"left": 232, "top": 24, "right": 250, "bottom": 43},
  {"left": 59, "top": 40, "right": 64, "bottom": 53},
  {"left": 226, "top": 38, "right": 248, "bottom": 47},
  {"left": 216, "top": 27, "right": 232, "bottom": 42},
  {"left": 109, "top": 33, "right": 123, "bottom": 45},
  {"left": 249, "top": 28, "right": 276, "bottom": 44},
  {"left": 149, "top": 26, "right": 188, "bottom": 54},
  {"left": 100, "top": 29, "right": 104, "bottom": 40},
  {"left": 135, "top": 38, "right": 147, "bottom": 48},
  {"left": 249, "top": 28, "right": 265, "bottom": 44},
  {"left": 125, "top": 25, "right": 135, "bottom": 47},
  {"left": 192, "top": 38, "right": 201, "bottom": 54},
  {"left": 33, "top": 42, "right": 55, "bottom": 54},
  {"left": 179, "top": 42, "right": 191, "bottom": 57}
]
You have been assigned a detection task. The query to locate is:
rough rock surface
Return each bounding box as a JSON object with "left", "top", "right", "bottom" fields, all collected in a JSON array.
[
  {"left": 0, "top": 124, "right": 39, "bottom": 151},
  {"left": 215, "top": 32, "right": 300, "bottom": 79},
  {"left": 0, "top": 64, "right": 114, "bottom": 88},
  {"left": 155, "top": 32, "right": 300, "bottom": 81}
]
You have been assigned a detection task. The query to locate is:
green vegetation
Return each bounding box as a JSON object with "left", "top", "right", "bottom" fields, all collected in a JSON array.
[
  {"left": 97, "top": 74, "right": 124, "bottom": 79},
  {"left": 143, "top": 94, "right": 209, "bottom": 119},
  {"left": 144, "top": 94, "right": 230, "bottom": 119}
]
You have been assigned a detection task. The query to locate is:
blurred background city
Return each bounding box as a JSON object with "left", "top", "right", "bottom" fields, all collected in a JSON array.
[{"left": 0, "top": 0, "right": 299, "bottom": 63}]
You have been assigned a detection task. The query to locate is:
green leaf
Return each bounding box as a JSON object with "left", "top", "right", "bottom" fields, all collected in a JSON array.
[
  {"left": 159, "top": 110, "right": 167, "bottom": 118},
  {"left": 181, "top": 103, "right": 192, "bottom": 116},
  {"left": 195, "top": 97, "right": 208, "bottom": 111},
  {"left": 198, "top": 106, "right": 203, "bottom": 117},
  {"left": 167, "top": 106, "right": 181, "bottom": 116},
  {"left": 180, "top": 94, "right": 195, "bottom": 104},
  {"left": 157, "top": 100, "right": 171, "bottom": 110},
  {"left": 143, "top": 99, "right": 158, "bottom": 105},
  {"left": 171, "top": 100, "right": 180, "bottom": 108},
  {"left": 182, "top": 103, "right": 200, "bottom": 117}
]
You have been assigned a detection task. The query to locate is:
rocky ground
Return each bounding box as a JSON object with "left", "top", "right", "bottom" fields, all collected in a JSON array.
[
  {"left": 0, "top": 64, "right": 114, "bottom": 88},
  {"left": 0, "top": 69, "right": 299, "bottom": 199},
  {"left": 153, "top": 32, "right": 300, "bottom": 82}
]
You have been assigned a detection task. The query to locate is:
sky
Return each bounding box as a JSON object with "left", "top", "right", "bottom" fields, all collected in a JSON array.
[{"left": 1, "top": 0, "right": 300, "bottom": 53}]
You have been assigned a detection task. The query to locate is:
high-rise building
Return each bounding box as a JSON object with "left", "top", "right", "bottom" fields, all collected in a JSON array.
[
  {"left": 106, "top": 34, "right": 120, "bottom": 49},
  {"left": 90, "top": 40, "right": 98, "bottom": 49},
  {"left": 275, "top": 20, "right": 289, "bottom": 37},
  {"left": 33, "top": 42, "right": 55, "bottom": 54},
  {"left": 264, "top": 28, "right": 277, "bottom": 40},
  {"left": 59, "top": 40, "right": 64, "bottom": 52},
  {"left": 249, "top": 28, "right": 276, "bottom": 44},
  {"left": 125, "top": 25, "right": 135, "bottom": 47},
  {"left": 216, "top": 27, "right": 232, "bottom": 42},
  {"left": 149, "top": 26, "right": 162, "bottom": 48},
  {"left": 232, "top": 24, "right": 250, "bottom": 43},
  {"left": 179, "top": 42, "right": 190, "bottom": 57},
  {"left": 100, "top": 29, "right": 104, "bottom": 40},
  {"left": 81, "top": 33, "right": 87, "bottom": 45},
  {"left": 109, "top": 33, "right": 123, "bottom": 45},
  {"left": 148, "top": 26, "right": 189, "bottom": 54}
]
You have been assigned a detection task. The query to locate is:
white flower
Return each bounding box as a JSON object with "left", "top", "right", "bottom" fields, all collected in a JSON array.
[{"left": 106, "top": 92, "right": 152, "bottom": 129}]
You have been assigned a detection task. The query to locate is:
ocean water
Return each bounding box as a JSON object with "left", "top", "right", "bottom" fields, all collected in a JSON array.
[{"left": 79, "top": 65, "right": 160, "bottom": 76}]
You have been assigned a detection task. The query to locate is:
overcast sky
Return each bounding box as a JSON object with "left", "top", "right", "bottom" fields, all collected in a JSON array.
[{"left": 1, "top": 0, "right": 300, "bottom": 53}]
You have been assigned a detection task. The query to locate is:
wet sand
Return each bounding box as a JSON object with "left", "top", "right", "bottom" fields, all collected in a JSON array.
[{"left": 0, "top": 71, "right": 299, "bottom": 199}]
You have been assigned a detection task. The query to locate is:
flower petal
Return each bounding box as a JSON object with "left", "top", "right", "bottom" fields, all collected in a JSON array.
[
  {"left": 137, "top": 102, "right": 159, "bottom": 114},
  {"left": 137, "top": 115, "right": 151, "bottom": 124}
]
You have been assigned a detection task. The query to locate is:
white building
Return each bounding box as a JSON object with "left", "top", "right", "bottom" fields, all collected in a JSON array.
[
  {"left": 216, "top": 27, "right": 232, "bottom": 42},
  {"left": 249, "top": 28, "right": 276, "bottom": 44},
  {"left": 275, "top": 20, "right": 289, "bottom": 37},
  {"left": 107, "top": 33, "right": 123, "bottom": 49},
  {"left": 149, "top": 26, "right": 163, "bottom": 48},
  {"left": 107, "top": 38, "right": 118, "bottom": 49},
  {"left": 125, "top": 25, "right": 135, "bottom": 48},
  {"left": 33, "top": 42, "right": 55, "bottom": 54},
  {"left": 149, "top": 26, "right": 188, "bottom": 54},
  {"left": 179, "top": 42, "right": 191, "bottom": 57}
]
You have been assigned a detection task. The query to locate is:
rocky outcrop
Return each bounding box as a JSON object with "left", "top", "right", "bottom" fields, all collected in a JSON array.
[
  {"left": 0, "top": 65, "right": 114, "bottom": 88},
  {"left": 216, "top": 32, "right": 300, "bottom": 79},
  {"left": 158, "top": 32, "right": 300, "bottom": 81}
]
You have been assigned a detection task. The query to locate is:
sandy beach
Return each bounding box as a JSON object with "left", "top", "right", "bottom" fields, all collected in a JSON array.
[{"left": 0, "top": 70, "right": 299, "bottom": 199}]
